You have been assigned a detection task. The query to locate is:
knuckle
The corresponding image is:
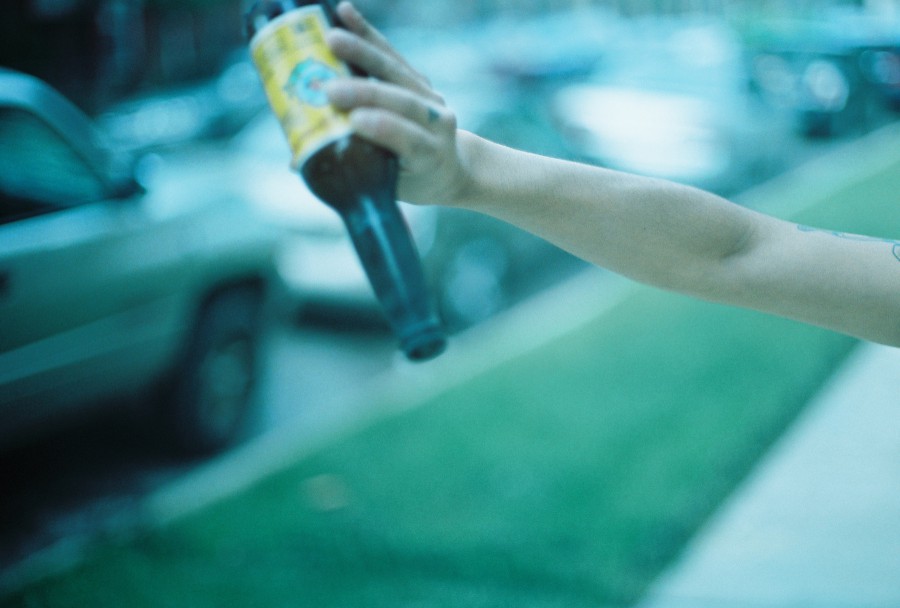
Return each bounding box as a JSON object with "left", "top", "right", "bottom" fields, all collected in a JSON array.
[
  {"left": 417, "top": 72, "right": 434, "bottom": 89},
  {"left": 402, "top": 97, "right": 420, "bottom": 120},
  {"left": 410, "top": 132, "right": 440, "bottom": 159},
  {"left": 438, "top": 108, "right": 457, "bottom": 132}
]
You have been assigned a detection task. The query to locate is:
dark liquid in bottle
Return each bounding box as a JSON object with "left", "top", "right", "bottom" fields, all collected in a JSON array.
[{"left": 246, "top": 0, "right": 446, "bottom": 361}]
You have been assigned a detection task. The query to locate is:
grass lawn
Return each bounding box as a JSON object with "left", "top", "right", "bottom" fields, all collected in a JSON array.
[{"left": 5, "top": 136, "right": 900, "bottom": 607}]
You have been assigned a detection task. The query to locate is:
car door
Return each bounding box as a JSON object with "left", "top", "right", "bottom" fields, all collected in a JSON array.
[{"left": 0, "top": 103, "right": 187, "bottom": 443}]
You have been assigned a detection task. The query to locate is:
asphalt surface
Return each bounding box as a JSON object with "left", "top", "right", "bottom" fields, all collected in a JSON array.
[{"left": 0, "top": 320, "right": 395, "bottom": 591}]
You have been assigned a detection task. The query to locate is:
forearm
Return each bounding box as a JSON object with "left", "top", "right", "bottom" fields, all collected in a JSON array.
[
  {"left": 454, "top": 131, "right": 758, "bottom": 298},
  {"left": 734, "top": 221, "right": 900, "bottom": 346},
  {"left": 455, "top": 132, "right": 900, "bottom": 346}
]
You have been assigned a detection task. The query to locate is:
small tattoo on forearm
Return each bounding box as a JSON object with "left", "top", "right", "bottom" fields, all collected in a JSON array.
[{"left": 797, "top": 224, "right": 900, "bottom": 262}]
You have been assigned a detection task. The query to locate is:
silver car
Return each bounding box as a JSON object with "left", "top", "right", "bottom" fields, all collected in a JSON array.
[{"left": 0, "top": 69, "right": 278, "bottom": 456}]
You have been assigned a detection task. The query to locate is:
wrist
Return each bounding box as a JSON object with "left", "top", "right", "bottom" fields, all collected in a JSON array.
[{"left": 448, "top": 129, "right": 486, "bottom": 210}]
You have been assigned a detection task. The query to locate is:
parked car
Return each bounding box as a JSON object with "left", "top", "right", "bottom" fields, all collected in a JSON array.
[
  {"left": 484, "top": 6, "right": 617, "bottom": 85},
  {"left": 747, "top": 9, "right": 900, "bottom": 138},
  {"left": 749, "top": 41, "right": 877, "bottom": 138},
  {"left": 552, "top": 19, "right": 786, "bottom": 195},
  {"left": 0, "top": 68, "right": 278, "bottom": 456},
  {"left": 96, "top": 53, "right": 267, "bottom": 153},
  {"left": 232, "top": 111, "right": 574, "bottom": 331}
]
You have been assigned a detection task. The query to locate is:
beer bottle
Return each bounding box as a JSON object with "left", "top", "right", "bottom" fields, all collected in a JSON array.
[{"left": 245, "top": 0, "right": 446, "bottom": 361}]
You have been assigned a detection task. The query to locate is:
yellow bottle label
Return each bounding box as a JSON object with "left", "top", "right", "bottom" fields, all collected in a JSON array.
[{"left": 250, "top": 6, "right": 352, "bottom": 170}]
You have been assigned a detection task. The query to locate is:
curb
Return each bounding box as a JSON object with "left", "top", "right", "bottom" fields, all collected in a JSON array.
[{"left": 636, "top": 342, "right": 900, "bottom": 607}]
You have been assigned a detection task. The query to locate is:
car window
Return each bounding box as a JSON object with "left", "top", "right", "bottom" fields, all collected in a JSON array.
[{"left": 0, "top": 107, "right": 107, "bottom": 224}]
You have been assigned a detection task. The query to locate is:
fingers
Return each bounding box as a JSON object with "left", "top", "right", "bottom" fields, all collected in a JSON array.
[
  {"left": 327, "top": 4, "right": 439, "bottom": 103},
  {"left": 326, "top": 79, "right": 456, "bottom": 166},
  {"left": 327, "top": 28, "right": 435, "bottom": 100},
  {"left": 334, "top": 2, "right": 399, "bottom": 64},
  {"left": 349, "top": 109, "right": 442, "bottom": 172},
  {"left": 325, "top": 3, "right": 459, "bottom": 181},
  {"left": 327, "top": 79, "right": 455, "bottom": 133}
]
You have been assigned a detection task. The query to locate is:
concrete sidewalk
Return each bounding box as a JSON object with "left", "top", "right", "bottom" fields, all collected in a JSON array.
[{"left": 636, "top": 341, "right": 900, "bottom": 608}]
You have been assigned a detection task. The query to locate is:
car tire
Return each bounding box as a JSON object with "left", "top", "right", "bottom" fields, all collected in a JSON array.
[{"left": 158, "top": 286, "right": 264, "bottom": 457}]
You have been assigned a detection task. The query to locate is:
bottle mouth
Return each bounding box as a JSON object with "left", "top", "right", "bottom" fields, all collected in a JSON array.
[{"left": 399, "top": 323, "right": 447, "bottom": 362}]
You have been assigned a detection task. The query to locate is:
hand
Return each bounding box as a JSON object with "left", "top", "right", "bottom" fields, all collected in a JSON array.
[{"left": 325, "top": 1, "right": 469, "bottom": 206}]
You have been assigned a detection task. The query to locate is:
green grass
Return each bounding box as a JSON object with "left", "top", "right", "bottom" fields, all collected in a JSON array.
[{"left": 6, "top": 144, "right": 900, "bottom": 607}]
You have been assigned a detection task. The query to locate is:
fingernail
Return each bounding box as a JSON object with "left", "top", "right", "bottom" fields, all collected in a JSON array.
[
  {"left": 337, "top": 1, "right": 359, "bottom": 18},
  {"left": 324, "top": 80, "right": 351, "bottom": 106},
  {"left": 324, "top": 80, "right": 347, "bottom": 105},
  {"left": 325, "top": 28, "right": 345, "bottom": 47}
]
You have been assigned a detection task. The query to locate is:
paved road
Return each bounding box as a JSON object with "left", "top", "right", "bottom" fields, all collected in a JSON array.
[{"left": 0, "top": 318, "right": 394, "bottom": 586}]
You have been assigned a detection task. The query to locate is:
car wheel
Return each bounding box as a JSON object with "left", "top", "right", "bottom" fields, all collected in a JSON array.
[{"left": 159, "top": 286, "right": 264, "bottom": 457}]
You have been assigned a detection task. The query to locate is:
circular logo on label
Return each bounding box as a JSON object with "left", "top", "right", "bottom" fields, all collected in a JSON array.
[{"left": 285, "top": 59, "right": 336, "bottom": 107}]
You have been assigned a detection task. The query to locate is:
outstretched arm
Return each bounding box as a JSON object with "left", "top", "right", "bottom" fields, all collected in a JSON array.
[
  {"left": 325, "top": 2, "right": 900, "bottom": 347},
  {"left": 453, "top": 137, "right": 900, "bottom": 346}
]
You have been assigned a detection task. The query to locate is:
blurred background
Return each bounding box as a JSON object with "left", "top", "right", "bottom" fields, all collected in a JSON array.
[{"left": 1, "top": 0, "right": 899, "bottom": 599}]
